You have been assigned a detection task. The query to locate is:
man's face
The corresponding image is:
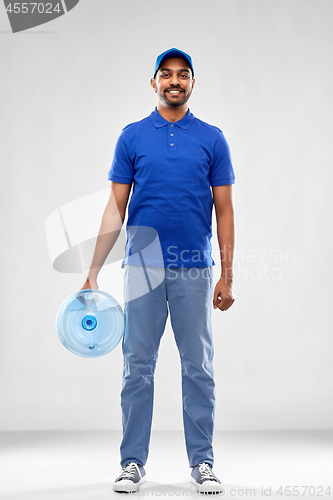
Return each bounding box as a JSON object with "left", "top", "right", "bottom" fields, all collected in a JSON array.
[{"left": 151, "top": 57, "right": 195, "bottom": 108}]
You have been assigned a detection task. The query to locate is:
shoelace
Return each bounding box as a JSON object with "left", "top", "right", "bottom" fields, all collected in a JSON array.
[
  {"left": 199, "top": 463, "right": 216, "bottom": 481},
  {"left": 119, "top": 462, "right": 138, "bottom": 479}
]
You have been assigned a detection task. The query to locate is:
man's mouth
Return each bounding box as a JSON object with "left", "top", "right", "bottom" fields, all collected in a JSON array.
[{"left": 166, "top": 89, "right": 184, "bottom": 94}]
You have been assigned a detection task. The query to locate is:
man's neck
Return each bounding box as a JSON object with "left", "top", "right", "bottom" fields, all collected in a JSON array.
[{"left": 156, "top": 103, "right": 188, "bottom": 122}]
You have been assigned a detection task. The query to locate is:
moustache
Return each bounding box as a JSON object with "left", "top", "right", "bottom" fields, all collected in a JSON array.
[{"left": 165, "top": 88, "right": 185, "bottom": 92}]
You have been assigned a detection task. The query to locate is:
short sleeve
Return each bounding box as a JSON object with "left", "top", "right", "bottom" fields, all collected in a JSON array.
[
  {"left": 107, "top": 133, "right": 134, "bottom": 184},
  {"left": 209, "top": 130, "right": 235, "bottom": 187}
]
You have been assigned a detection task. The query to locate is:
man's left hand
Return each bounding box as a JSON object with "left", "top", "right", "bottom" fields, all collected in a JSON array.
[{"left": 213, "top": 279, "right": 235, "bottom": 311}]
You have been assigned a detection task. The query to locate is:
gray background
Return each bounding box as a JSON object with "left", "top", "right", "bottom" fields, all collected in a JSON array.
[{"left": 1, "top": 0, "right": 332, "bottom": 431}]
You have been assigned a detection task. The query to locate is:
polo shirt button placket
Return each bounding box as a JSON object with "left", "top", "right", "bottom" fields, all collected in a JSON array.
[{"left": 169, "top": 124, "right": 176, "bottom": 155}]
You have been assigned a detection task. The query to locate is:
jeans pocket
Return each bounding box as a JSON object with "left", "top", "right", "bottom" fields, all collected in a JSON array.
[{"left": 201, "top": 266, "right": 213, "bottom": 282}]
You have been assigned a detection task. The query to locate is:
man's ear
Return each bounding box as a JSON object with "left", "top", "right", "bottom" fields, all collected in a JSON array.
[{"left": 150, "top": 78, "right": 157, "bottom": 92}]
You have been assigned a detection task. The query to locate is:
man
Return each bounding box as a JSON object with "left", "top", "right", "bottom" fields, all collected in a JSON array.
[{"left": 81, "top": 48, "right": 235, "bottom": 493}]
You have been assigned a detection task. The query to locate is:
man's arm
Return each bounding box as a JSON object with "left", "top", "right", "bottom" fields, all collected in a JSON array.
[
  {"left": 212, "top": 184, "right": 235, "bottom": 311},
  {"left": 81, "top": 181, "right": 132, "bottom": 290}
]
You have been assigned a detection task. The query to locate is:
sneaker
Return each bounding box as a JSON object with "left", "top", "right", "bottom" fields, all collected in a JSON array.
[
  {"left": 191, "top": 463, "right": 224, "bottom": 494},
  {"left": 113, "top": 462, "right": 146, "bottom": 492}
]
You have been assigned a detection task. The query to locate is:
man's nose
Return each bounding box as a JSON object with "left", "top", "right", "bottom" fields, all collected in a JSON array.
[{"left": 169, "top": 74, "right": 181, "bottom": 86}]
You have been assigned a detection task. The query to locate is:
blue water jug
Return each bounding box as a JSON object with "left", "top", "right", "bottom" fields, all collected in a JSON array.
[{"left": 56, "top": 289, "right": 125, "bottom": 358}]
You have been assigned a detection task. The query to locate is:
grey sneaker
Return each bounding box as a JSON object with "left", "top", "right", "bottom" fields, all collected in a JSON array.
[
  {"left": 113, "top": 462, "right": 146, "bottom": 492},
  {"left": 191, "top": 463, "right": 224, "bottom": 494}
]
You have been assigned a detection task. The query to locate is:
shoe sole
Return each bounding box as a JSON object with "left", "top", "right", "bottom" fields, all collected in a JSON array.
[
  {"left": 113, "top": 476, "right": 146, "bottom": 493},
  {"left": 191, "top": 477, "right": 224, "bottom": 494}
]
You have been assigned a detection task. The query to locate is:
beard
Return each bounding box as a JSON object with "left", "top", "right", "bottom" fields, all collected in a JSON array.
[{"left": 157, "top": 88, "right": 193, "bottom": 107}]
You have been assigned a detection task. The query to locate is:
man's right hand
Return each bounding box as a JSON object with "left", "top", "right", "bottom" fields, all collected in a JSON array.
[{"left": 80, "top": 277, "right": 98, "bottom": 291}]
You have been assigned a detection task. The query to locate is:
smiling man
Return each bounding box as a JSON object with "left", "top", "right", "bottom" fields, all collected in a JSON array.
[
  {"left": 81, "top": 48, "right": 236, "bottom": 493},
  {"left": 152, "top": 58, "right": 194, "bottom": 110}
]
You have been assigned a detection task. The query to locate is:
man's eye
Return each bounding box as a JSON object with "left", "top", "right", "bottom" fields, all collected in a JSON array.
[
  {"left": 181, "top": 74, "right": 189, "bottom": 78},
  {"left": 161, "top": 73, "right": 169, "bottom": 77}
]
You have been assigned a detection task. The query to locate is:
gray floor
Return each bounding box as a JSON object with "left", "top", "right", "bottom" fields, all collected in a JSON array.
[{"left": 1, "top": 430, "right": 332, "bottom": 499}]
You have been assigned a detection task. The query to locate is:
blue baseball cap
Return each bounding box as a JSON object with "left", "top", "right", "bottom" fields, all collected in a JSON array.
[{"left": 153, "top": 48, "right": 194, "bottom": 78}]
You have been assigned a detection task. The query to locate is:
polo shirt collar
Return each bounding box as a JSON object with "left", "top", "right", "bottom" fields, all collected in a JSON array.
[{"left": 149, "top": 107, "right": 194, "bottom": 130}]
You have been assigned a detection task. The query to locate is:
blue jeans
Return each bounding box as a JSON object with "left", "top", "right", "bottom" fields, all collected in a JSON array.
[{"left": 120, "top": 265, "right": 215, "bottom": 468}]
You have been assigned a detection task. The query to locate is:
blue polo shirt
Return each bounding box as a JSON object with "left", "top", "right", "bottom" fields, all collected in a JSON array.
[{"left": 108, "top": 107, "right": 235, "bottom": 268}]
